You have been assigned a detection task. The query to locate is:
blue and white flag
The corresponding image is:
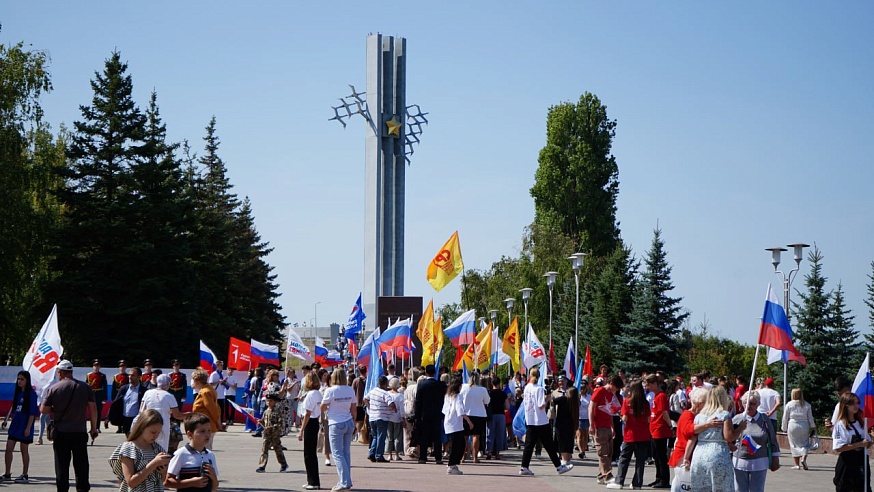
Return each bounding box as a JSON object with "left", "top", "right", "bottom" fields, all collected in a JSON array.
[{"left": 344, "top": 293, "right": 366, "bottom": 339}]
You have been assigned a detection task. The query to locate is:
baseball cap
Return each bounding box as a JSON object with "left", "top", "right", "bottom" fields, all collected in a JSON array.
[
  {"left": 57, "top": 360, "right": 74, "bottom": 371},
  {"left": 764, "top": 377, "right": 775, "bottom": 387}
]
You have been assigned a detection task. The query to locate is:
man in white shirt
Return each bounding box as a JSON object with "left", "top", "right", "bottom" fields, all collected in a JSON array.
[
  {"left": 208, "top": 360, "right": 230, "bottom": 430},
  {"left": 757, "top": 377, "right": 782, "bottom": 430}
]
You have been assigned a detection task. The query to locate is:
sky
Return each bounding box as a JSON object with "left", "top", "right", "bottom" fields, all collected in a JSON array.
[{"left": 4, "top": 2, "right": 873, "bottom": 347}]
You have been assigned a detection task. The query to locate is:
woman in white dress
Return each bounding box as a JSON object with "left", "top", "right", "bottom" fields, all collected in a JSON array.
[{"left": 781, "top": 388, "right": 816, "bottom": 470}]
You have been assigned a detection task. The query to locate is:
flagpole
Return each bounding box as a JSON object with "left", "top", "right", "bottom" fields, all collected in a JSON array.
[
  {"left": 749, "top": 343, "right": 761, "bottom": 404},
  {"left": 284, "top": 326, "right": 291, "bottom": 370}
]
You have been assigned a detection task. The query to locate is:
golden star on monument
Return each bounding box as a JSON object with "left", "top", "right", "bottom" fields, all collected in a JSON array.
[{"left": 385, "top": 115, "right": 401, "bottom": 136}]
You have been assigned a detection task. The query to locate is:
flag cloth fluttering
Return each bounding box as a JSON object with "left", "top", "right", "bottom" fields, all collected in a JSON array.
[
  {"left": 444, "top": 309, "right": 477, "bottom": 347},
  {"left": 417, "top": 299, "right": 434, "bottom": 343},
  {"left": 23, "top": 304, "right": 63, "bottom": 391},
  {"left": 582, "top": 345, "right": 593, "bottom": 377},
  {"left": 199, "top": 341, "right": 218, "bottom": 372},
  {"left": 523, "top": 325, "right": 546, "bottom": 370},
  {"left": 357, "top": 328, "right": 380, "bottom": 368},
  {"left": 563, "top": 338, "right": 576, "bottom": 382},
  {"left": 344, "top": 293, "right": 366, "bottom": 340},
  {"left": 426, "top": 231, "right": 464, "bottom": 292},
  {"left": 852, "top": 353, "right": 874, "bottom": 420},
  {"left": 767, "top": 346, "right": 807, "bottom": 366},
  {"left": 502, "top": 316, "right": 521, "bottom": 372},
  {"left": 227, "top": 337, "right": 252, "bottom": 371},
  {"left": 287, "top": 328, "right": 315, "bottom": 363},
  {"left": 250, "top": 339, "right": 280, "bottom": 367},
  {"left": 315, "top": 337, "right": 344, "bottom": 367},
  {"left": 758, "top": 284, "right": 803, "bottom": 359}
]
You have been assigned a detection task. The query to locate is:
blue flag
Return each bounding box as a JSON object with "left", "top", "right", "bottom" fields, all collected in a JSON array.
[
  {"left": 462, "top": 360, "right": 470, "bottom": 384},
  {"left": 512, "top": 404, "right": 527, "bottom": 438},
  {"left": 364, "top": 336, "right": 383, "bottom": 395},
  {"left": 344, "top": 293, "right": 366, "bottom": 339},
  {"left": 574, "top": 359, "right": 584, "bottom": 391}
]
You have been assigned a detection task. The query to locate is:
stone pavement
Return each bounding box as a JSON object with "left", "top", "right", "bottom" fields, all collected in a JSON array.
[{"left": 1, "top": 425, "right": 843, "bottom": 491}]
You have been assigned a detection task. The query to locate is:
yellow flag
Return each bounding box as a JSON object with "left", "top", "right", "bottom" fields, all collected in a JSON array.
[
  {"left": 423, "top": 315, "right": 442, "bottom": 367},
  {"left": 455, "top": 322, "right": 492, "bottom": 371},
  {"left": 426, "top": 231, "right": 464, "bottom": 292},
  {"left": 502, "top": 316, "right": 521, "bottom": 372},
  {"left": 417, "top": 299, "right": 434, "bottom": 343}
]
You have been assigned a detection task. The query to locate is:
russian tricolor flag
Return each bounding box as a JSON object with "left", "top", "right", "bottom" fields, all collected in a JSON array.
[
  {"left": 199, "top": 340, "right": 218, "bottom": 372},
  {"left": 357, "top": 328, "right": 380, "bottom": 369},
  {"left": 741, "top": 434, "right": 761, "bottom": 454},
  {"left": 315, "top": 337, "right": 344, "bottom": 367},
  {"left": 757, "top": 284, "right": 803, "bottom": 358},
  {"left": 443, "top": 309, "right": 477, "bottom": 348},
  {"left": 377, "top": 318, "right": 413, "bottom": 352},
  {"left": 250, "top": 338, "right": 280, "bottom": 368},
  {"left": 563, "top": 338, "right": 576, "bottom": 382},
  {"left": 853, "top": 353, "right": 874, "bottom": 420}
]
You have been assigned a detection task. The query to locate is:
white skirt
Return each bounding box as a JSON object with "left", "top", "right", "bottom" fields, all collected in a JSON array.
[{"left": 787, "top": 420, "right": 810, "bottom": 457}]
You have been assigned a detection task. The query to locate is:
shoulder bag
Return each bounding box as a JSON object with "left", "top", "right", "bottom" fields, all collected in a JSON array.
[
  {"left": 47, "top": 382, "right": 80, "bottom": 441},
  {"left": 763, "top": 415, "right": 780, "bottom": 471}
]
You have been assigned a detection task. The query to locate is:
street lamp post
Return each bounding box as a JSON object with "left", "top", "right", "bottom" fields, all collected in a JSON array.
[
  {"left": 504, "top": 298, "right": 515, "bottom": 326},
  {"left": 765, "top": 243, "right": 809, "bottom": 411},
  {"left": 489, "top": 309, "right": 499, "bottom": 371},
  {"left": 568, "top": 253, "right": 586, "bottom": 365},
  {"left": 520, "top": 288, "right": 533, "bottom": 339},
  {"left": 544, "top": 271, "right": 558, "bottom": 374},
  {"left": 314, "top": 301, "right": 322, "bottom": 331}
]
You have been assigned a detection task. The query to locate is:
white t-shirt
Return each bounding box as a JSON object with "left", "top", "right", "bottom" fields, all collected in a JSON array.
[
  {"left": 833, "top": 419, "right": 870, "bottom": 456},
  {"left": 523, "top": 384, "right": 548, "bottom": 426},
  {"left": 136, "top": 389, "right": 178, "bottom": 451},
  {"left": 758, "top": 387, "right": 780, "bottom": 419},
  {"left": 322, "top": 385, "right": 355, "bottom": 424},
  {"left": 302, "top": 388, "right": 322, "bottom": 420},
  {"left": 442, "top": 393, "right": 464, "bottom": 434},
  {"left": 286, "top": 377, "right": 301, "bottom": 401},
  {"left": 579, "top": 393, "right": 591, "bottom": 420},
  {"left": 461, "top": 385, "right": 490, "bottom": 418},
  {"left": 365, "top": 387, "right": 393, "bottom": 421},
  {"left": 387, "top": 391, "right": 404, "bottom": 423},
  {"left": 208, "top": 370, "right": 227, "bottom": 399},
  {"left": 168, "top": 444, "right": 219, "bottom": 483}
]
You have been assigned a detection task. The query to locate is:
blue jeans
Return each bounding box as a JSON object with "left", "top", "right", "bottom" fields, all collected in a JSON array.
[
  {"left": 368, "top": 419, "right": 388, "bottom": 460},
  {"left": 733, "top": 468, "right": 767, "bottom": 492},
  {"left": 329, "top": 419, "right": 354, "bottom": 488},
  {"left": 486, "top": 414, "right": 506, "bottom": 453}
]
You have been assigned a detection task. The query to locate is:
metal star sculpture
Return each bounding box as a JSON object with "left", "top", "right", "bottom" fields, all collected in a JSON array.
[{"left": 330, "top": 85, "right": 428, "bottom": 164}]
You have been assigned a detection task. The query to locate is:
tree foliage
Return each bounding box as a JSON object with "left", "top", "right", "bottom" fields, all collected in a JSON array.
[{"left": 864, "top": 262, "right": 874, "bottom": 352}]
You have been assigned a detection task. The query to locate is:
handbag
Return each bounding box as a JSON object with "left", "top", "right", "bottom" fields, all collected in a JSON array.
[
  {"left": 47, "top": 382, "right": 80, "bottom": 442},
  {"left": 763, "top": 416, "right": 780, "bottom": 471},
  {"left": 809, "top": 433, "right": 820, "bottom": 452}
]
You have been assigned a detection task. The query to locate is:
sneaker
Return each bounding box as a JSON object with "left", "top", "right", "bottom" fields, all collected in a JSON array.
[
  {"left": 13, "top": 475, "right": 28, "bottom": 484},
  {"left": 578, "top": 452, "right": 585, "bottom": 459},
  {"left": 36, "top": 437, "right": 43, "bottom": 445},
  {"left": 0, "top": 474, "right": 10, "bottom": 481},
  {"left": 519, "top": 467, "right": 534, "bottom": 476},
  {"left": 326, "top": 459, "right": 333, "bottom": 466},
  {"left": 447, "top": 465, "right": 463, "bottom": 475},
  {"left": 280, "top": 465, "right": 289, "bottom": 473},
  {"left": 303, "top": 486, "right": 320, "bottom": 490},
  {"left": 255, "top": 467, "right": 266, "bottom": 473},
  {"left": 606, "top": 483, "right": 623, "bottom": 490},
  {"left": 331, "top": 486, "right": 351, "bottom": 491},
  {"left": 556, "top": 463, "right": 574, "bottom": 475},
  {"left": 597, "top": 478, "right": 608, "bottom": 485}
]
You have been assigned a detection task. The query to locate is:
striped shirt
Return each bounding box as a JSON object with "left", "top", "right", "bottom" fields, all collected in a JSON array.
[{"left": 365, "top": 387, "right": 394, "bottom": 422}]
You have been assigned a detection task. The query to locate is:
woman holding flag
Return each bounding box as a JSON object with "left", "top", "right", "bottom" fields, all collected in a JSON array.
[
  {"left": 730, "top": 390, "right": 780, "bottom": 492},
  {"left": 832, "top": 392, "right": 874, "bottom": 492}
]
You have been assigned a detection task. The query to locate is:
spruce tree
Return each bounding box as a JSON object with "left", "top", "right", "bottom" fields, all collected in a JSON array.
[
  {"left": 582, "top": 242, "right": 636, "bottom": 370},
  {"left": 791, "top": 246, "right": 836, "bottom": 419},
  {"left": 864, "top": 262, "right": 874, "bottom": 352},
  {"left": 615, "top": 228, "right": 688, "bottom": 374},
  {"left": 829, "top": 282, "right": 862, "bottom": 366}
]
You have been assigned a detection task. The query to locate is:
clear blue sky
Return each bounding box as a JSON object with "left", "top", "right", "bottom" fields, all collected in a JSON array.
[{"left": 5, "top": 2, "right": 873, "bottom": 346}]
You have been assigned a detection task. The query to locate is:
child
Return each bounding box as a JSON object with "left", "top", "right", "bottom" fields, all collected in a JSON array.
[
  {"left": 109, "top": 409, "right": 171, "bottom": 492},
  {"left": 165, "top": 413, "right": 219, "bottom": 492},
  {"left": 256, "top": 392, "right": 289, "bottom": 473}
]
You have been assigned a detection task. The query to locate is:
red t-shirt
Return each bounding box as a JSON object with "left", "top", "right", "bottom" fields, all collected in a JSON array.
[
  {"left": 591, "top": 387, "right": 620, "bottom": 429},
  {"left": 621, "top": 399, "right": 651, "bottom": 442},
  {"left": 734, "top": 384, "right": 748, "bottom": 412},
  {"left": 650, "top": 392, "right": 672, "bottom": 439},
  {"left": 668, "top": 410, "right": 695, "bottom": 467}
]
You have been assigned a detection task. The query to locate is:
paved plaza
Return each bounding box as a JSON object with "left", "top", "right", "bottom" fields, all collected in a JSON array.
[{"left": 2, "top": 426, "right": 843, "bottom": 491}]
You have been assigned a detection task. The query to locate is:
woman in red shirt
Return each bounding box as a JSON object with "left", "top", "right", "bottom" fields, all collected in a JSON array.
[
  {"left": 607, "top": 381, "right": 651, "bottom": 490},
  {"left": 668, "top": 387, "right": 708, "bottom": 469}
]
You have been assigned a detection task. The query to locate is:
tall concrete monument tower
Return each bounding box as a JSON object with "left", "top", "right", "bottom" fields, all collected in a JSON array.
[{"left": 330, "top": 34, "right": 428, "bottom": 324}]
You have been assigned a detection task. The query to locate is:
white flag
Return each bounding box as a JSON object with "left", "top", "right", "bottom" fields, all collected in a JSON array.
[
  {"left": 22, "top": 304, "right": 64, "bottom": 390},
  {"left": 287, "top": 328, "right": 314, "bottom": 363},
  {"left": 523, "top": 324, "right": 546, "bottom": 369}
]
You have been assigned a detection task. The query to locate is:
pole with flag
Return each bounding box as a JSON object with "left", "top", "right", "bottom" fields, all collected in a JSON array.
[
  {"left": 22, "top": 304, "right": 63, "bottom": 391},
  {"left": 853, "top": 353, "right": 874, "bottom": 486},
  {"left": 750, "top": 284, "right": 804, "bottom": 397}
]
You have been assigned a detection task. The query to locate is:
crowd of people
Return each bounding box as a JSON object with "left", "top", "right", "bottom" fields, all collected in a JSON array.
[{"left": 4, "top": 359, "right": 874, "bottom": 492}]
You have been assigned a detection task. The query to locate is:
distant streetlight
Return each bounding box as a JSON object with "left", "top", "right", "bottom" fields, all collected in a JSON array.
[
  {"left": 568, "top": 253, "right": 586, "bottom": 365},
  {"left": 314, "top": 301, "right": 322, "bottom": 329},
  {"left": 544, "top": 271, "right": 558, "bottom": 373},
  {"left": 520, "top": 288, "right": 533, "bottom": 339},
  {"left": 504, "top": 297, "right": 515, "bottom": 325}
]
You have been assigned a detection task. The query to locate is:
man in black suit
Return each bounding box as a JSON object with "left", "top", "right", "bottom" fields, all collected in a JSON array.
[
  {"left": 108, "top": 367, "right": 147, "bottom": 435},
  {"left": 414, "top": 364, "right": 447, "bottom": 464}
]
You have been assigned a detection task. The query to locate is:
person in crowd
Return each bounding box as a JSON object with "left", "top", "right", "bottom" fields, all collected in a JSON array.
[
  {"left": 734, "top": 375, "right": 748, "bottom": 413},
  {"left": 165, "top": 412, "right": 219, "bottom": 492},
  {"left": 647, "top": 374, "right": 672, "bottom": 488},
  {"left": 576, "top": 378, "right": 591, "bottom": 460},
  {"left": 36, "top": 380, "right": 55, "bottom": 446},
  {"left": 415, "top": 365, "right": 447, "bottom": 464},
  {"left": 85, "top": 360, "right": 107, "bottom": 428},
  {"left": 386, "top": 378, "right": 405, "bottom": 461},
  {"left": 365, "top": 375, "right": 394, "bottom": 463},
  {"left": 298, "top": 372, "right": 322, "bottom": 490},
  {"left": 519, "top": 367, "right": 574, "bottom": 476},
  {"left": 142, "top": 360, "right": 155, "bottom": 388},
  {"left": 486, "top": 375, "right": 509, "bottom": 460},
  {"left": 756, "top": 377, "right": 782, "bottom": 431},
  {"left": 689, "top": 385, "right": 741, "bottom": 492},
  {"left": 731, "top": 390, "right": 780, "bottom": 492},
  {"left": 351, "top": 365, "right": 368, "bottom": 444},
  {"left": 108, "top": 409, "right": 170, "bottom": 492},
  {"left": 224, "top": 367, "right": 238, "bottom": 427},
  {"left": 670, "top": 387, "right": 708, "bottom": 471},
  {"left": 782, "top": 388, "right": 816, "bottom": 470},
  {"left": 461, "top": 371, "right": 489, "bottom": 463},
  {"left": 284, "top": 368, "right": 301, "bottom": 431},
  {"left": 551, "top": 376, "right": 577, "bottom": 466},
  {"left": 827, "top": 375, "right": 853, "bottom": 430},
  {"left": 255, "top": 391, "right": 288, "bottom": 473},
  {"left": 247, "top": 368, "right": 264, "bottom": 434},
  {"left": 443, "top": 375, "right": 472, "bottom": 475},
  {"left": 402, "top": 367, "right": 421, "bottom": 459},
  {"left": 2, "top": 371, "right": 39, "bottom": 483},
  {"left": 590, "top": 375, "right": 624, "bottom": 484},
  {"left": 254, "top": 369, "right": 282, "bottom": 438},
  {"left": 190, "top": 368, "right": 221, "bottom": 449},
  {"left": 608, "top": 380, "right": 651, "bottom": 490},
  {"left": 167, "top": 360, "right": 187, "bottom": 410},
  {"left": 207, "top": 360, "right": 229, "bottom": 431},
  {"left": 41, "top": 360, "right": 100, "bottom": 492},
  {"left": 832, "top": 392, "right": 874, "bottom": 492},
  {"left": 113, "top": 360, "right": 130, "bottom": 400},
  {"left": 321, "top": 369, "right": 357, "bottom": 492},
  {"left": 318, "top": 369, "right": 333, "bottom": 466},
  {"left": 112, "top": 367, "right": 147, "bottom": 436},
  {"left": 137, "top": 374, "right": 185, "bottom": 452}
]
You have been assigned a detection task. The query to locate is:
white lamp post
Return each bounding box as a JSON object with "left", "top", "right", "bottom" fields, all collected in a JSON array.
[
  {"left": 504, "top": 297, "right": 515, "bottom": 325},
  {"left": 568, "top": 253, "right": 586, "bottom": 365},
  {"left": 520, "top": 288, "right": 533, "bottom": 337},
  {"left": 544, "top": 271, "right": 558, "bottom": 372}
]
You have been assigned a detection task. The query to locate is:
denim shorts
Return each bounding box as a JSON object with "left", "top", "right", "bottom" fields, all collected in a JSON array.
[{"left": 578, "top": 418, "right": 590, "bottom": 431}]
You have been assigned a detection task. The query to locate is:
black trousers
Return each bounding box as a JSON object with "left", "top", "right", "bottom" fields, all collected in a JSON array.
[
  {"left": 120, "top": 416, "right": 135, "bottom": 436},
  {"left": 652, "top": 437, "right": 670, "bottom": 485},
  {"left": 53, "top": 431, "right": 89, "bottom": 492},
  {"left": 303, "top": 419, "right": 320, "bottom": 486},
  {"left": 417, "top": 419, "right": 442, "bottom": 462},
  {"left": 218, "top": 398, "right": 226, "bottom": 423},
  {"left": 612, "top": 415, "right": 623, "bottom": 461},
  {"left": 521, "top": 424, "right": 561, "bottom": 469},
  {"left": 616, "top": 441, "right": 649, "bottom": 488},
  {"left": 225, "top": 396, "right": 236, "bottom": 423},
  {"left": 447, "top": 431, "right": 465, "bottom": 466}
]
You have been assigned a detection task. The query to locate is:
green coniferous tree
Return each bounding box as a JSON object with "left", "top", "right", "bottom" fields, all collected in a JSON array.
[
  {"left": 582, "top": 242, "right": 636, "bottom": 370},
  {"left": 791, "top": 246, "right": 836, "bottom": 419},
  {"left": 864, "top": 262, "right": 874, "bottom": 352},
  {"left": 829, "top": 282, "right": 862, "bottom": 366},
  {"left": 615, "top": 228, "right": 688, "bottom": 374}
]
